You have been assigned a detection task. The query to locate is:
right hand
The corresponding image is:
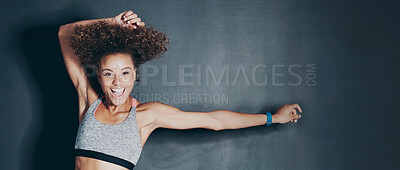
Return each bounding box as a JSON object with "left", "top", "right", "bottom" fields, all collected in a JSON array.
[
  {"left": 113, "top": 10, "right": 145, "bottom": 29},
  {"left": 273, "top": 103, "right": 302, "bottom": 124}
]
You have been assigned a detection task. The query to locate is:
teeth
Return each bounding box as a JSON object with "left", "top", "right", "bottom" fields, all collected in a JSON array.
[{"left": 111, "top": 88, "right": 124, "bottom": 92}]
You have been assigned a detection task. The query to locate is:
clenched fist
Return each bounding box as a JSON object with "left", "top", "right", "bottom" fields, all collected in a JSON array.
[{"left": 273, "top": 103, "right": 303, "bottom": 124}]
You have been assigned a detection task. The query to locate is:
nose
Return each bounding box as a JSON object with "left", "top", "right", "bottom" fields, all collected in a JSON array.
[{"left": 112, "top": 75, "right": 122, "bottom": 86}]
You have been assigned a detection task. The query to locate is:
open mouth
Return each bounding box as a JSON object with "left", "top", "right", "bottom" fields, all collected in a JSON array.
[{"left": 110, "top": 88, "right": 125, "bottom": 98}]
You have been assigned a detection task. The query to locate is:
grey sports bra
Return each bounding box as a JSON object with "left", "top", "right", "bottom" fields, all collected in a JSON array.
[{"left": 74, "top": 97, "right": 143, "bottom": 169}]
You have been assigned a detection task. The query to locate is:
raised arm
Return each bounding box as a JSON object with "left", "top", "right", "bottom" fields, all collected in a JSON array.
[
  {"left": 58, "top": 11, "right": 144, "bottom": 121},
  {"left": 141, "top": 102, "right": 302, "bottom": 131}
]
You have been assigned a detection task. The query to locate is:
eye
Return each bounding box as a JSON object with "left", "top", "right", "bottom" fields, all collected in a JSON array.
[
  {"left": 104, "top": 72, "right": 113, "bottom": 76},
  {"left": 123, "top": 72, "right": 130, "bottom": 75}
]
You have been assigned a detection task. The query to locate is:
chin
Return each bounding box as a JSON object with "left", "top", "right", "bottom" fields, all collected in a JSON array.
[{"left": 108, "top": 95, "right": 129, "bottom": 106}]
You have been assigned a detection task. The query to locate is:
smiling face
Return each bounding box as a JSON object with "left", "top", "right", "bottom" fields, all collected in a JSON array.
[{"left": 98, "top": 53, "right": 136, "bottom": 106}]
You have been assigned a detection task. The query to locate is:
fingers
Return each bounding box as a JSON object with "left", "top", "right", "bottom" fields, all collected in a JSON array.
[
  {"left": 291, "top": 109, "right": 302, "bottom": 123},
  {"left": 294, "top": 114, "right": 301, "bottom": 120},
  {"left": 136, "top": 22, "right": 145, "bottom": 27},
  {"left": 290, "top": 109, "right": 294, "bottom": 122},
  {"left": 125, "top": 18, "right": 141, "bottom": 25},
  {"left": 120, "top": 11, "right": 145, "bottom": 29},
  {"left": 127, "top": 22, "right": 145, "bottom": 29},
  {"left": 122, "top": 11, "right": 138, "bottom": 24},
  {"left": 121, "top": 11, "right": 134, "bottom": 20},
  {"left": 115, "top": 11, "right": 132, "bottom": 22},
  {"left": 290, "top": 103, "right": 302, "bottom": 123},
  {"left": 291, "top": 103, "right": 303, "bottom": 113},
  {"left": 291, "top": 109, "right": 297, "bottom": 123},
  {"left": 123, "top": 13, "right": 138, "bottom": 20}
]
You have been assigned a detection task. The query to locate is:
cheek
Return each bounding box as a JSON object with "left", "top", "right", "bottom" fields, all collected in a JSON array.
[
  {"left": 122, "top": 77, "right": 130, "bottom": 83},
  {"left": 123, "top": 75, "right": 135, "bottom": 87},
  {"left": 100, "top": 77, "right": 113, "bottom": 87}
]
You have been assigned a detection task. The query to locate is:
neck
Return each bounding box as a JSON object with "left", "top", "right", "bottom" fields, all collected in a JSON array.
[{"left": 103, "top": 97, "right": 132, "bottom": 114}]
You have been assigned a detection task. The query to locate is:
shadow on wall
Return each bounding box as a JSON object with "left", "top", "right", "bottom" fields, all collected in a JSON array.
[{"left": 16, "top": 14, "right": 90, "bottom": 170}]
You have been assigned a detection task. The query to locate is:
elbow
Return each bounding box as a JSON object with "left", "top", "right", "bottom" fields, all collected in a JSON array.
[
  {"left": 213, "top": 124, "right": 227, "bottom": 131},
  {"left": 58, "top": 24, "right": 72, "bottom": 37},
  {"left": 210, "top": 112, "right": 226, "bottom": 131},
  {"left": 58, "top": 25, "right": 66, "bottom": 37},
  {"left": 213, "top": 123, "right": 228, "bottom": 131},
  {"left": 213, "top": 127, "right": 222, "bottom": 131}
]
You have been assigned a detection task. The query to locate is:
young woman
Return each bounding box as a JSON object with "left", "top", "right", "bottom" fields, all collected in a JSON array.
[{"left": 58, "top": 10, "right": 302, "bottom": 170}]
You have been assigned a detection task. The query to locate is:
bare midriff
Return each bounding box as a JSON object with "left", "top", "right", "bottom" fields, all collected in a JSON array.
[{"left": 75, "top": 156, "right": 129, "bottom": 170}]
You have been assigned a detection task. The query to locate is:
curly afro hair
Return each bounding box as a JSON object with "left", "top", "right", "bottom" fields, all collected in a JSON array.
[{"left": 68, "top": 20, "right": 169, "bottom": 81}]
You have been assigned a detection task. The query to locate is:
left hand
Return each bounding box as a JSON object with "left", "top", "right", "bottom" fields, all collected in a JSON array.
[
  {"left": 113, "top": 10, "right": 145, "bottom": 29},
  {"left": 273, "top": 103, "right": 302, "bottom": 124}
]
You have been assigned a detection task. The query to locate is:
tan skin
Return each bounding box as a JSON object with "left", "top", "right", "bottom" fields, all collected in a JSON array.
[{"left": 59, "top": 11, "right": 303, "bottom": 170}]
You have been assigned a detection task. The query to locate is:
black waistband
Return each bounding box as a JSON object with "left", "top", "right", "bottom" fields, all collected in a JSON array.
[{"left": 75, "top": 149, "right": 135, "bottom": 170}]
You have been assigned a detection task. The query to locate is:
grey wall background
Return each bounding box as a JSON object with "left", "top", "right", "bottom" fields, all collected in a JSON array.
[{"left": 1, "top": 0, "right": 399, "bottom": 169}]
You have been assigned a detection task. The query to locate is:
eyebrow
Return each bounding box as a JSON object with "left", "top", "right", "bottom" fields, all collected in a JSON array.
[
  {"left": 102, "top": 67, "right": 132, "bottom": 73},
  {"left": 102, "top": 69, "right": 113, "bottom": 73},
  {"left": 121, "top": 67, "right": 132, "bottom": 71}
]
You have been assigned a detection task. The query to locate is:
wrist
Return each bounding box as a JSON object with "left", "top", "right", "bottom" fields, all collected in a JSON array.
[
  {"left": 264, "top": 112, "right": 272, "bottom": 125},
  {"left": 272, "top": 114, "right": 280, "bottom": 124},
  {"left": 106, "top": 17, "right": 116, "bottom": 24}
]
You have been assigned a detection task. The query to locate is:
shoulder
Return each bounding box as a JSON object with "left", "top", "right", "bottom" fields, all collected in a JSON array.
[
  {"left": 135, "top": 101, "right": 182, "bottom": 130},
  {"left": 136, "top": 101, "right": 183, "bottom": 124},
  {"left": 137, "top": 101, "right": 181, "bottom": 113}
]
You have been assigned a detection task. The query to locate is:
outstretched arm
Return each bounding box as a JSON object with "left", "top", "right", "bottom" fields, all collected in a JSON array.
[{"left": 142, "top": 102, "right": 302, "bottom": 131}]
